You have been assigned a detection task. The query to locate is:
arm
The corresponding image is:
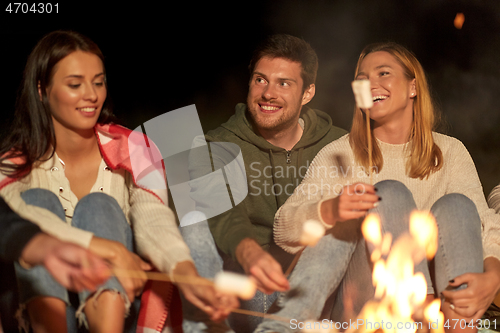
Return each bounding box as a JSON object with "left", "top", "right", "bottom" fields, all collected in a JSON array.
[
  {"left": 188, "top": 140, "right": 289, "bottom": 293},
  {"left": 127, "top": 175, "right": 237, "bottom": 319},
  {"left": 0, "top": 196, "right": 109, "bottom": 292},
  {"left": 0, "top": 175, "right": 94, "bottom": 249}
]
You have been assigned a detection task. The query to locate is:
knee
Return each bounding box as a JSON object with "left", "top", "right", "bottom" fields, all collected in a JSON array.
[
  {"left": 76, "top": 193, "right": 121, "bottom": 214},
  {"left": 432, "top": 193, "right": 481, "bottom": 234},
  {"left": 374, "top": 180, "right": 413, "bottom": 205},
  {"left": 21, "top": 188, "right": 60, "bottom": 209},
  {"left": 21, "top": 188, "right": 65, "bottom": 220}
]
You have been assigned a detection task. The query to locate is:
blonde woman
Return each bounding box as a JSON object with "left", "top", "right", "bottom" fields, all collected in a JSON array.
[{"left": 256, "top": 42, "right": 500, "bottom": 333}]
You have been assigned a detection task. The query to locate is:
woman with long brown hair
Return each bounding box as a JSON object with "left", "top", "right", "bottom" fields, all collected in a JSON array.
[{"left": 0, "top": 30, "right": 236, "bottom": 332}]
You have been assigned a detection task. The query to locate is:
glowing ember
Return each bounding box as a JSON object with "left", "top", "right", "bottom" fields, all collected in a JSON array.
[{"left": 454, "top": 13, "right": 465, "bottom": 29}]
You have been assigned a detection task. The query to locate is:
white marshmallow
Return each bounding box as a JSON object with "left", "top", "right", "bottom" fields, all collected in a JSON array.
[
  {"left": 351, "top": 79, "right": 373, "bottom": 109},
  {"left": 300, "top": 220, "right": 325, "bottom": 247},
  {"left": 214, "top": 271, "right": 256, "bottom": 300}
]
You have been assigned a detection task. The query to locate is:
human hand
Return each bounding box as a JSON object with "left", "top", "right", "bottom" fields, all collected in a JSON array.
[
  {"left": 89, "top": 237, "right": 152, "bottom": 301},
  {"left": 235, "top": 238, "right": 289, "bottom": 294},
  {"left": 21, "top": 233, "right": 110, "bottom": 292},
  {"left": 320, "top": 183, "right": 379, "bottom": 225},
  {"left": 173, "top": 261, "right": 239, "bottom": 322},
  {"left": 441, "top": 258, "right": 500, "bottom": 320}
]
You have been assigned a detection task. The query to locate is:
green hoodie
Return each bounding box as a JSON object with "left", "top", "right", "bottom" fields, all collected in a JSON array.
[{"left": 189, "top": 103, "right": 347, "bottom": 261}]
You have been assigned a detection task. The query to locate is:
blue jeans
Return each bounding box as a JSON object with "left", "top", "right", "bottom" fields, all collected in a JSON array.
[
  {"left": 180, "top": 221, "right": 281, "bottom": 333},
  {"left": 255, "top": 180, "right": 483, "bottom": 332},
  {"left": 15, "top": 188, "right": 140, "bottom": 333}
]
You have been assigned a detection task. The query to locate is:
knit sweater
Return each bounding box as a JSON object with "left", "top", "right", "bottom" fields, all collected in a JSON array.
[
  {"left": 0, "top": 124, "right": 193, "bottom": 275},
  {"left": 488, "top": 184, "right": 500, "bottom": 214},
  {"left": 274, "top": 133, "right": 500, "bottom": 263}
]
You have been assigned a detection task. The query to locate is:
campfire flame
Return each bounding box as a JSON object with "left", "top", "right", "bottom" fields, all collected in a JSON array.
[{"left": 350, "top": 211, "right": 443, "bottom": 333}]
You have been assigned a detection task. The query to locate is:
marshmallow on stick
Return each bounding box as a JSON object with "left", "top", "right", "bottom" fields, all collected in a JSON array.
[
  {"left": 352, "top": 79, "right": 374, "bottom": 184},
  {"left": 351, "top": 79, "right": 373, "bottom": 109},
  {"left": 214, "top": 271, "right": 257, "bottom": 300},
  {"left": 300, "top": 220, "right": 326, "bottom": 247}
]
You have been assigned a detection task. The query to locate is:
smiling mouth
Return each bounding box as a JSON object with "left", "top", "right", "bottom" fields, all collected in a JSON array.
[
  {"left": 259, "top": 104, "right": 282, "bottom": 112},
  {"left": 78, "top": 107, "right": 97, "bottom": 113},
  {"left": 372, "top": 95, "right": 388, "bottom": 103}
]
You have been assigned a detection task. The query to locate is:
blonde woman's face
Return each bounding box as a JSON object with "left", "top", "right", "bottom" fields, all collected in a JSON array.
[{"left": 356, "top": 51, "right": 416, "bottom": 128}]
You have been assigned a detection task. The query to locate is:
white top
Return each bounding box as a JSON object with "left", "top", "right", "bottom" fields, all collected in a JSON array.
[{"left": 274, "top": 133, "right": 500, "bottom": 263}]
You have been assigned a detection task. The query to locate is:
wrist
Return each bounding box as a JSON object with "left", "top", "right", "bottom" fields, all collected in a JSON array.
[
  {"left": 320, "top": 198, "right": 337, "bottom": 225},
  {"left": 20, "top": 233, "right": 58, "bottom": 267},
  {"left": 235, "top": 238, "right": 263, "bottom": 269}
]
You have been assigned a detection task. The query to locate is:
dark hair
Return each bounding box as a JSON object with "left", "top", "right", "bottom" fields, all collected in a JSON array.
[
  {"left": 0, "top": 30, "right": 116, "bottom": 178},
  {"left": 248, "top": 34, "right": 318, "bottom": 91}
]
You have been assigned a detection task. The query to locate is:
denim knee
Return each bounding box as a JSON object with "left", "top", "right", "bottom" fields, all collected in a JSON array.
[
  {"left": 72, "top": 192, "right": 132, "bottom": 249},
  {"left": 431, "top": 193, "right": 481, "bottom": 235},
  {"left": 21, "top": 188, "right": 65, "bottom": 221},
  {"left": 374, "top": 180, "right": 413, "bottom": 205}
]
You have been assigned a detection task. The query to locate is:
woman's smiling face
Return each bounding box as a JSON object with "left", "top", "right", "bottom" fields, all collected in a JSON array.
[
  {"left": 356, "top": 51, "right": 416, "bottom": 127},
  {"left": 45, "top": 50, "right": 107, "bottom": 134}
]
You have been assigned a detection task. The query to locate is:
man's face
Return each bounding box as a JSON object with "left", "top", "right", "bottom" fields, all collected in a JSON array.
[{"left": 247, "top": 56, "right": 314, "bottom": 133}]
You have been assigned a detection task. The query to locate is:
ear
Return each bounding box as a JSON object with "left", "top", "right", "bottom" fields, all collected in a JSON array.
[
  {"left": 301, "top": 84, "right": 316, "bottom": 106},
  {"left": 409, "top": 78, "right": 416, "bottom": 98}
]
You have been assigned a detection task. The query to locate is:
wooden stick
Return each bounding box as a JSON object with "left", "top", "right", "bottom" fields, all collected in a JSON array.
[
  {"left": 284, "top": 248, "right": 304, "bottom": 277},
  {"left": 113, "top": 268, "right": 291, "bottom": 323},
  {"left": 231, "top": 308, "right": 290, "bottom": 323},
  {"left": 113, "top": 268, "right": 214, "bottom": 286},
  {"left": 366, "top": 108, "right": 373, "bottom": 185}
]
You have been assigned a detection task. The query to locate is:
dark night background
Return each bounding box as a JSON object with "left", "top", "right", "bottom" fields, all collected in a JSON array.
[{"left": 1, "top": 0, "right": 500, "bottom": 196}]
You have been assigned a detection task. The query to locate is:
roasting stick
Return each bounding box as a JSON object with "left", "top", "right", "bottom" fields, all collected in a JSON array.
[
  {"left": 352, "top": 79, "right": 374, "bottom": 184},
  {"left": 283, "top": 220, "right": 326, "bottom": 277},
  {"left": 112, "top": 268, "right": 290, "bottom": 322}
]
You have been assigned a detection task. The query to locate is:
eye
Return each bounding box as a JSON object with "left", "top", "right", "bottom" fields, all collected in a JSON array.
[
  {"left": 255, "top": 77, "right": 267, "bottom": 84},
  {"left": 94, "top": 81, "right": 105, "bottom": 87},
  {"left": 68, "top": 84, "right": 81, "bottom": 89},
  {"left": 379, "top": 71, "right": 390, "bottom": 76},
  {"left": 280, "top": 81, "right": 290, "bottom": 87}
]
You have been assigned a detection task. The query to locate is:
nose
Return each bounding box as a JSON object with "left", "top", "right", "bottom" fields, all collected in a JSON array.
[
  {"left": 83, "top": 83, "right": 98, "bottom": 102},
  {"left": 262, "top": 83, "right": 278, "bottom": 100},
  {"left": 369, "top": 76, "right": 379, "bottom": 89}
]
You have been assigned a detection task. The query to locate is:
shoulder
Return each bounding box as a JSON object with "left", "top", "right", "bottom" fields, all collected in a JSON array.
[{"left": 432, "top": 132, "right": 470, "bottom": 155}]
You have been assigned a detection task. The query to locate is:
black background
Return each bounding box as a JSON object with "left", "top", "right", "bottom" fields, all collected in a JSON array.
[{"left": 1, "top": 0, "right": 500, "bottom": 195}]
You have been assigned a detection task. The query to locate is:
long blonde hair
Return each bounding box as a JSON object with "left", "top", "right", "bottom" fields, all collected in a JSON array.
[{"left": 349, "top": 42, "right": 442, "bottom": 179}]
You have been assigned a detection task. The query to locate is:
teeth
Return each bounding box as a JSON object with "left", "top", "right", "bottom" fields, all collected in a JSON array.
[
  {"left": 79, "top": 107, "right": 96, "bottom": 112},
  {"left": 372, "top": 95, "right": 388, "bottom": 102},
  {"left": 261, "top": 105, "right": 281, "bottom": 111}
]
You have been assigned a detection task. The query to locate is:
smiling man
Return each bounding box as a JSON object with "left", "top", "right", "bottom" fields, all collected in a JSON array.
[{"left": 181, "top": 34, "right": 346, "bottom": 333}]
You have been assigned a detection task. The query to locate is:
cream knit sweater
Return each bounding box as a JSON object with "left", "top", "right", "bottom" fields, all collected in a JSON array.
[{"left": 274, "top": 133, "right": 500, "bottom": 263}]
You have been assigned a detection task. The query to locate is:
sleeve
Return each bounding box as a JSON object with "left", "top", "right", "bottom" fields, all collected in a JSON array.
[
  {"left": 446, "top": 140, "right": 500, "bottom": 262},
  {"left": 126, "top": 174, "right": 193, "bottom": 275},
  {"left": 0, "top": 196, "right": 41, "bottom": 261},
  {"left": 187, "top": 136, "right": 257, "bottom": 260},
  {"left": 0, "top": 176, "right": 94, "bottom": 249},
  {"left": 488, "top": 184, "right": 500, "bottom": 214},
  {"left": 273, "top": 143, "right": 348, "bottom": 254}
]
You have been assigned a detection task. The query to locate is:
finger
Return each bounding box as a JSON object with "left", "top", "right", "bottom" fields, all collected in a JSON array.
[
  {"left": 441, "top": 288, "right": 474, "bottom": 301},
  {"left": 448, "top": 274, "right": 474, "bottom": 287},
  {"left": 250, "top": 266, "right": 287, "bottom": 293}
]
